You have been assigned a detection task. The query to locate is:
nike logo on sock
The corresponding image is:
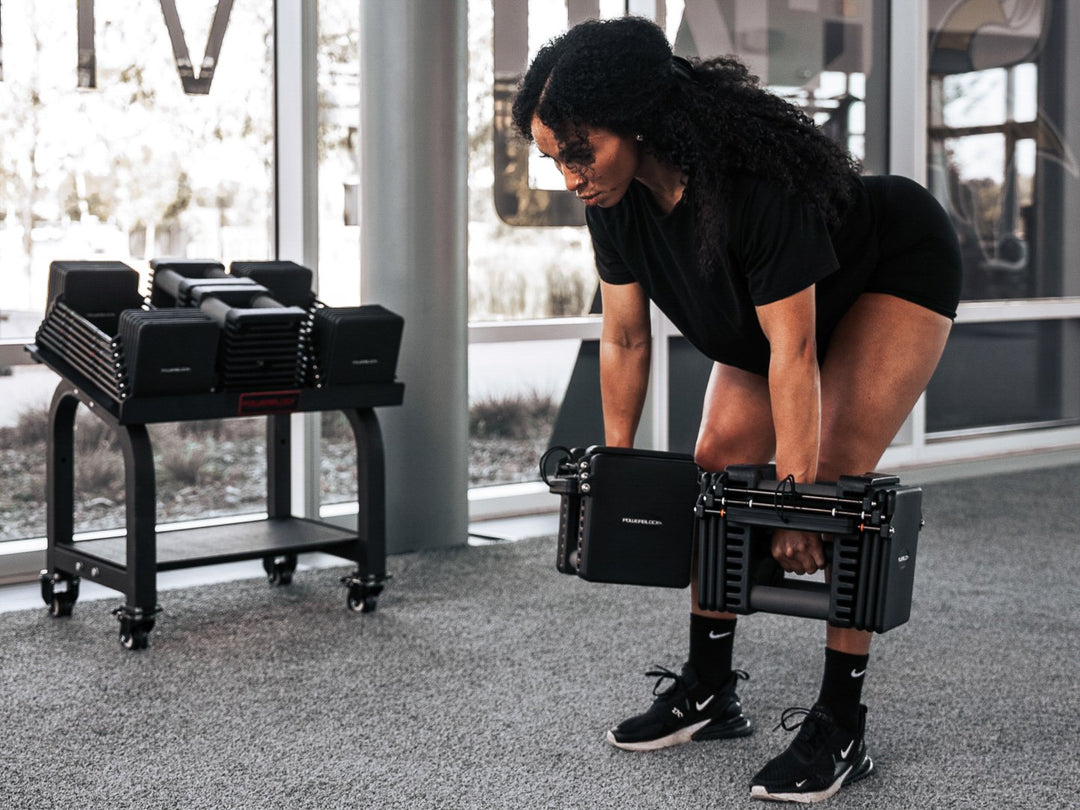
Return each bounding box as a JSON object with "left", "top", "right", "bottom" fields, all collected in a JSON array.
[
  {"left": 850, "top": 668, "right": 866, "bottom": 678},
  {"left": 709, "top": 631, "right": 732, "bottom": 640}
]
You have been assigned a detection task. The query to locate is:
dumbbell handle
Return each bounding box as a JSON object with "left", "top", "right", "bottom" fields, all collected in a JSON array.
[{"left": 748, "top": 581, "right": 830, "bottom": 620}]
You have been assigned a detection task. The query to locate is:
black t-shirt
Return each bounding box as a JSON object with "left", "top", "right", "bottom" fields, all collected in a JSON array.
[{"left": 586, "top": 173, "right": 881, "bottom": 375}]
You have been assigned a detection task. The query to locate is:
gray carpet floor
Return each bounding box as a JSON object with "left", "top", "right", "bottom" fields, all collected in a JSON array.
[{"left": 1, "top": 465, "right": 1078, "bottom": 809}]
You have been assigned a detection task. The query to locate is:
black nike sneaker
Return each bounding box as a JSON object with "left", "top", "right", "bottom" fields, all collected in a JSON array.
[
  {"left": 606, "top": 664, "right": 752, "bottom": 751},
  {"left": 749, "top": 703, "right": 874, "bottom": 803}
]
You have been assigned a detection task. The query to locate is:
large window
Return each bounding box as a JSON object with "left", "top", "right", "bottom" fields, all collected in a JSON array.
[
  {"left": 471, "top": 0, "right": 600, "bottom": 324},
  {"left": 315, "top": 0, "right": 363, "bottom": 510},
  {"left": 315, "top": 0, "right": 361, "bottom": 309},
  {"left": 0, "top": 2, "right": 274, "bottom": 326},
  {"left": 0, "top": 2, "right": 275, "bottom": 543},
  {"left": 925, "top": 0, "right": 1080, "bottom": 436}
]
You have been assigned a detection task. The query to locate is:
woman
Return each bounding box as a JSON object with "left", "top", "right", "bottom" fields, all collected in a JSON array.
[{"left": 512, "top": 16, "right": 961, "bottom": 805}]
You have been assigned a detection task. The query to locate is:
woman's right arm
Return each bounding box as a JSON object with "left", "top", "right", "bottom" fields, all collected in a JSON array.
[{"left": 599, "top": 279, "right": 652, "bottom": 448}]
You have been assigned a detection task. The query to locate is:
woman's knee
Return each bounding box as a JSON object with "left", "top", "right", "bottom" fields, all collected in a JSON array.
[
  {"left": 695, "top": 363, "right": 774, "bottom": 472},
  {"left": 694, "top": 426, "right": 773, "bottom": 472},
  {"left": 693, "top": 432, "right": 727, "bottom": 472}
]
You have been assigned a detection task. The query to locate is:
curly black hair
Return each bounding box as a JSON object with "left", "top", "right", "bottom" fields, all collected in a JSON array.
[{"left": 511, "top": 16, "right": 861, "bottom": 276}]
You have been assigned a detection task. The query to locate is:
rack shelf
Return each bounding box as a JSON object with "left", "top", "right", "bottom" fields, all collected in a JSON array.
[{"left": 58, "top": 517, "right": 357, "bottom": 571}]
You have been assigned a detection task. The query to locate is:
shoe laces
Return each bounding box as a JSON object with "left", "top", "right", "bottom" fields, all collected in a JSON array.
[
  {"left": 773, "top": 706, "right": 834, "bottom": 754},
  {"left": 775, "top": 706, "right": 813, "bottom": 732},
  {"left": 644, "top": 665, "right": 686, "bottom": 698},
  {"left": 643, "top": 666, "right": 750, "bottom": 698}
]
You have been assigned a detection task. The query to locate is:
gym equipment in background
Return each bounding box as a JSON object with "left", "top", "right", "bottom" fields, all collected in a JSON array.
[{"left": 30, "top": 258, "right": 406, "bottom": 649}]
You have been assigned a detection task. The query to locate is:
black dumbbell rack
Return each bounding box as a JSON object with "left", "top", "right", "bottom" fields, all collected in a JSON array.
[
  {"left": 695, "top": 464, "right": 923, "bottom": 633},
  {"left": 29, "top": 261, "right": 405, "bottom": 649}
]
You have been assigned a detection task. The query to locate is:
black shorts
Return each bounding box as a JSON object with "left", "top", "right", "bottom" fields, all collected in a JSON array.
[{"left": 864, "top": 175, "right": 962, "bottom": 319}]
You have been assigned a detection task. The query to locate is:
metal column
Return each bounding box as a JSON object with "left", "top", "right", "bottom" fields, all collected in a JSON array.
[{"left": 359, "top": 0, "right": 469, "bottom": 552}]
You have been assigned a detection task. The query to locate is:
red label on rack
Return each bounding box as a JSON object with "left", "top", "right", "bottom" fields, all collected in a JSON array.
[{"left": 237, "top": 390, "right": 301, "bottom": 415}]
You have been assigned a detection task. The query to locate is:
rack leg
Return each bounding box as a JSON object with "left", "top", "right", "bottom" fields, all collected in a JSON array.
[
  {"left": 114, "top": 422, "right": 161, "bottom": 650},
  {"left": 44, "top": 383, "right": 79, "bottom": 616},
  {"left": 342, "top": 407, "right": 389, "bottom": 612}
]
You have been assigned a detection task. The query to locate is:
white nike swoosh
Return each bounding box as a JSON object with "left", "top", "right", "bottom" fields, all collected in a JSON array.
[
  {"left": 708, "top": 631, "right": 732, "bottom": 640},
  {"left": 695, "top": 695, "right": 715, "bottom": 712},
  {"left": 850, "top": 668, "right": 866, "bottom": 678},
  {"left": 840, "top": 740, "right": 855, "bottom": 759},
  {"left": 795, "top": 779, "right": 808, "bottom": 788}
]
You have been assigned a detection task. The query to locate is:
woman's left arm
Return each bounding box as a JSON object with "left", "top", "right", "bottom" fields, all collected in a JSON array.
[{"left": 755, "top": 285, "right": 826, "bottom": 574}]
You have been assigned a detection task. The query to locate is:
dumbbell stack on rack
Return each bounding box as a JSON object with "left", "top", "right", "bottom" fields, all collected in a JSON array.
[
  {"left": 33, "top": 258, "right": 404, "bottom": 405},
  {"left": 35, "top": 260, "right": 220, "bottom": 401},
  {"left": 117, "top": 309, "right": 220, "bottom": 398},
  {"left": 148, "top": 258, "right": 309, "bottom": 392},
  {"left": 36, "top": 263, "right": 135, "bottom": 403},
  {"left": 299, "top": 303, "right": 404, "bottom": 388}
]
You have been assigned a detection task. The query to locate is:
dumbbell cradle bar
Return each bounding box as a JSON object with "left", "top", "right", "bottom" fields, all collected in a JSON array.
[{"left": 713, "top": 489, "right": 881, "bottom": 522}]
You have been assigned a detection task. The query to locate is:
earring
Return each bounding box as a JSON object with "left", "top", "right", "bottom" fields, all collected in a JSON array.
[{"left": 635, "top": 133, "right": 645, "bottom": 142}]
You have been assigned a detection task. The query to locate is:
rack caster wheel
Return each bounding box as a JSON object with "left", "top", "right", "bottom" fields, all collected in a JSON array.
[
  {"left": 263, "top": 553, "right": 298, "bottom": 586},
  {"left": 347, "top": 587, "right": 378, "bottom": 613},
  {"left": 112, "top": 606, "right": 161, "bottom": 651},
  {"left": 40, "top": 570, "right": 80, "bottom": 617},
  {"left": 341, "top": 573, "right": 388, "bottom": 613},
  {"left": 119, "top": 620, "right": 153, "bottom": 650}
]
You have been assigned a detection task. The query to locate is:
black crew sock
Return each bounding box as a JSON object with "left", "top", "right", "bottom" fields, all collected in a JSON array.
[
  {"left": 688, "top": 614, "right": 736, "bottom": 689},
  {"left": 817, "top": 648, "right": 869, "bottom": 732}
]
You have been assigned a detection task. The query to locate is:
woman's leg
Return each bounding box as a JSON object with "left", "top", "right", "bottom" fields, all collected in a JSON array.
[
  {"left": 750, "top": 292, "right": 952, "bottom": 802},
  {"left": 816, "top": 292, "right": 953, "bottom": 654},
  {"left": 692, "top": 361, "right": 776, "bottom": 617},
  {"left": 605, "top": 362, "right": 774, "bottom": 751}
]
